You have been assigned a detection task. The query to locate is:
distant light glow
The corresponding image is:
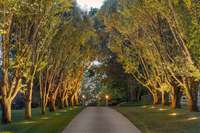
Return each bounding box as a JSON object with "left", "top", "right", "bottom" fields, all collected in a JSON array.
[
  {"left": 82, "top": 95, "right": 86, "bottom": 99},
  {"left": 76, "top": 0, "right": 105, "bottom": 10},
  {"left": 22, "top": 121, "right": 36, "bottom": 124},
  {"left": 141, "top": 106, "right": 147, "bottom": 108},
  {"left": 187, "top": 117, "right": 198, "bottom": 121},
  {"left": 159, "top": 108, "right": 168, "bottom": 111},
  {"left": 150, "top": 106, "right": 155, "bottom": 109},
  {"left": 41, "top": 117, "right": 49, "bottom": 120},
  {"left": 169, "top": 113, "right": 177, "bottom": 116},
  {"left": 55, "top": 113, "right": 60, "bottom": 116}
]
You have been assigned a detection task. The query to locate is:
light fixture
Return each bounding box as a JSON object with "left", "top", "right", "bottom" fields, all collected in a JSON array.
[
  {"left": 169, "top": 113, "right": 177, "bottom": 116},
  {"left": 82, "top": 95, "right": 86, "bottom": 99}
]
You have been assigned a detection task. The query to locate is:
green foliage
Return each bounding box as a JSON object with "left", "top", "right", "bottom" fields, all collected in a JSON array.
[{"left": 99, "top": 0, "right": 200, "bottom": 109}]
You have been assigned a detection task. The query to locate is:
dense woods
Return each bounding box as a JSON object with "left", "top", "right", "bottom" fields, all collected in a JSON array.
[{"left": 0, "top": 0, "right": 200, "bottom": 126}]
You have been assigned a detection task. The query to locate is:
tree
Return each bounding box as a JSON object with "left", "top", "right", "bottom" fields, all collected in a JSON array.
[
  {"left": 0, "top": 0, "right": 72, "bottom": 123},
  {"left": 100, "top": 0, "right": 200, "bottom": 111}
]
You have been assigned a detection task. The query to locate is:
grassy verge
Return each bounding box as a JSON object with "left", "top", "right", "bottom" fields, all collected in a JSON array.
[
  {"left": 114, "top": 105, "right": 200, "bottom": 133},
  {"left": 0, "top": 107, "right": 82, "bottom": 133}
]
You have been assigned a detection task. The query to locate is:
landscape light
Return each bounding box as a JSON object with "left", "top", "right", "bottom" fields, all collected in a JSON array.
[
  {"left": 105, "top": 95, "right": 109, "bottom": 99},
  {"left": 22, "top": 121, "right": 36, "bottom": 124},
  {"left": 150, "top": 106, "right": 155, "bottom": 109},
  {"left": 187, "top": 117, "right": 198, "bottom": 121},
  {"left": 40, "top": 117, "right": 49, "bottom": 120},
  {"left": 141, "top": 106, "right": 147, "bottom": 108},
  {"left": 169, "top": 113, "right": 177, "bottom": 116},
  {"left": 82, "top": 95, "right": 86, "bottom": 99},
  {"left": 159, "top": 108, "right": 168, "bottom": 111}
]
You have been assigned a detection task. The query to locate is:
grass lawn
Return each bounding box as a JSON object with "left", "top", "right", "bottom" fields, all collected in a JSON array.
[
  {"left": 0, "top": 107, "right": 82, "bottom": 133},
  {"left": 114, "top": 105, "right": 200, "bottom": 133}
]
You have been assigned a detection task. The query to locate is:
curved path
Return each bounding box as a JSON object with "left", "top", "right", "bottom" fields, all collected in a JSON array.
[{"left": 62, "top": 107, "right": 141, "bottom": 133}]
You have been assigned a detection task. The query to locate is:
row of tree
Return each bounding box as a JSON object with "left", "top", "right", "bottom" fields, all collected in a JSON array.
[
  {"left": 0, "top": 0, "right": 97, "bottom": 124},
  {"left": 99, "top": 0, "right": 200, "bottom": 111}
]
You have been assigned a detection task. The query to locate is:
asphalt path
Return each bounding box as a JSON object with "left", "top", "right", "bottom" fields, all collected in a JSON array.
[{"left": 62, "top": 107, "right": 141, "bottom": 133}]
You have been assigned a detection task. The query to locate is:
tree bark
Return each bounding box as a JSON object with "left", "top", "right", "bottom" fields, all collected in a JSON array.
[
  {"left": 1, "top": 14, "right": 13, "bottom": 124},
  {"left": 64, "top": 97, "right": 69, "bottom": 107},
  {"left": 49, "top": 99, "right": 56, "bottom": 112},
  {"left": 60, "top": 97, "right": 65, "bottom": 109},
  {"left": 170, "top": 93, "right": 177, "bottom": 109},
  {"left": 1, "top": 99, "right": 12, "bottom": 124},
  {"left": 187, "top": 90, "right": 198, "bottom": 112},
  {"left": 41, "top": 100, "right": 46, "bottom": 115},
  {"left": 171, "top": 88, "right": 182, "bottom": 109},
  {"left": 49, "top": 94, "right": 56, "bottom": 112},
  {"left": 161, "top": 91, "right": 165, "bottom": 108},
  {"left": 25, "top": 79, "right": 33, "bottom": 119},
  {"left": 188, "top": 97, "right": 198, "bottom": 112},
  {"left": 152, "top": 92, "right": 159, "bottom": 105},
  {"left": 185, "top": 86, "right": 198, "bottom": 112}
]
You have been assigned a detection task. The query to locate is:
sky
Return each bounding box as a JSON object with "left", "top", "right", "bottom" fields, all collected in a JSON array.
[{"left": 76, "top": 0, "right": 105, "bottom": 11}]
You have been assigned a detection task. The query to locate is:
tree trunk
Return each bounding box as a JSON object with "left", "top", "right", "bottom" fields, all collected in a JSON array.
[
  {"left": 74, "top": 93, "right": 79, "bottom": 105},
  {"left": 64, "top": 97, "right": 69, "bottom": 107},
  {"left": 152, "top": 92, "right": 159, "bottom": 105},
  {"left": 188, "top": 93, "right": 198, "bottom": 112},
  {"left": 49, "top": 95, "right": 56, "bottom": 112},
  {"left": 41, "top": 97, "right": 46, "bottom": 115},
  {"left": 186, "top": 87, "right": 198, "bottom": 112},
  {"left": 1, "top": 99, "right": 12, "bottom": 124},
  {"left": 60, "top": 98, "right": 65, "bottom": 109},
  {"left": 170, "top": 93, "right": 177, "bottom": 109},
  {"left": 188, "top": 97, "right": 198, "bottom": 112},
  {"left": 25, "top": 79, "right": 33, "bottom": 119},
  {"left": 25, "top": 99, "right": 32, "bottom": 119},
  {"left": 71, "top": 95, "right": 75, "bottom": 108},
  {"left": 1, "top": 14, "right": 13, "bottom": 124},
  {"left": 41, "top": 101, "right": 46, "bottom": 115},
  {"left": 161, "top": 91, "right": 165, "bottom": 108},
  {"left": 49, "top": 100, "right": 56, "bottom": 112},
  {"left": 174, "top": 87, "right": 182, "bottom": 108}
]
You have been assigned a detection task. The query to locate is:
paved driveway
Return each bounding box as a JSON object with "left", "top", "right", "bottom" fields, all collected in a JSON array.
[{"left": 62, "top": 107, "right": 141, "bottom": 133}]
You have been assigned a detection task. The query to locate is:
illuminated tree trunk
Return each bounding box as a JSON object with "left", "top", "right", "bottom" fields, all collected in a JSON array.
[
  {"left": 1, "top": 14, "right": 13, "bottom": 124},
  {"left": 161, "top": 91, "right": 165, "bottom": 107},
  {"left": 39, "top": 72, "right": 49, "bottom": 115},
  {"left": 59, "top": 96, "right": 66, "bottom": 109},
  {"left": 170, "top": 89, "right": 178, "bottom": 109},
  {"left": 176, "top": 92, "right": 182, "bottom": 108},
  {"left": 65, "top": 97, "right": 69, "bottom": 107},
  {"left": 49, "top": 94, "right": 56, "bottom": 112},
  {"left": 1, "top": 99, "right": 12, "bottom": 124},
  {"left": 25, "top": 78, "right": 34, "bottom": 119},
  {"left": 186, "top": 88, "right": 198, "bottom": 112},
  {"left": 71, "top": 96, "right": 74, "bottom": 107},
  {"left": 151, "top": 91, "right": 159, "bottom": 105},
  {"left": 152, "top": 94, "right": 159, "bottom": 105},
  {"left": 41, "top": 92, "right": 48, "bottom": 115},
  {"left": 170, "top": 94, "right": 176, "bottom": 109},
  {"left": 49, "top": 99, "right": 56, "bottom": 112},
  {"left": 74, "top": 93, "right": 79, "bottom": 105},
  {"left": 170, "top": 87, "right": 182, "bottom": 109},
  {"left": 40, "top": 83, "right": 47, "bottom": 115},
  {"left": 41, "top": 101, "right": 46, "bottom": 115}
]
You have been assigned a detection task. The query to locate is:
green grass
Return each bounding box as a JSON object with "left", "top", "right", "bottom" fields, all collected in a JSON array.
[
  {"left": 0, "top": 107, "right": 82, "bottom": 133},
  {"left": 114, "top": 105, "right": 200, "bottom": 133}
]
